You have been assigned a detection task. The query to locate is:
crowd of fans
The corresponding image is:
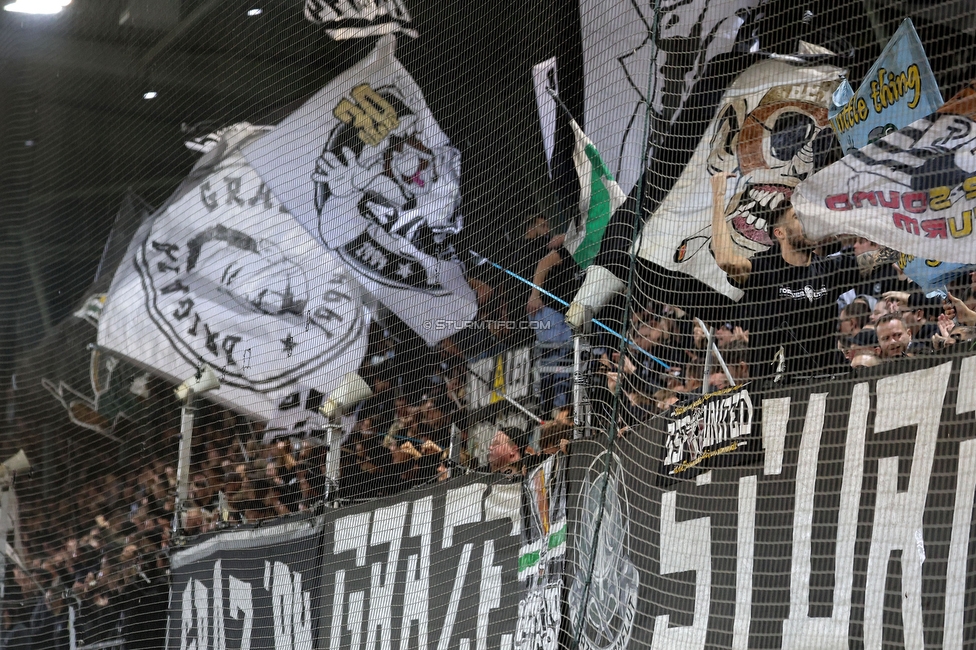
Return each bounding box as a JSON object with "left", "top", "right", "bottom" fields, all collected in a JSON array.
[{"left": 3, "top": 212, "right": 975, "bottom": 649}]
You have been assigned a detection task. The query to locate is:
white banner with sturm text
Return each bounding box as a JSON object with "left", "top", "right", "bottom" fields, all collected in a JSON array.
[
  {"left": 567, "top": 354, "right": 976, "bottom": 649},
  {"left": 795, "top": 83, "right": 976, "bottom": 265}
]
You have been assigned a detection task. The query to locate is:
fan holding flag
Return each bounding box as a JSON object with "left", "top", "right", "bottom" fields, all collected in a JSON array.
[{"left": 526, "top": 94, "right": 625, "bottom": 322}]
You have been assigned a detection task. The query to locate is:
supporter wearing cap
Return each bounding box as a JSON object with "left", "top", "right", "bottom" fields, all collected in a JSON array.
[
  {"left": 847, "top": 328, "right": 878, "bottom": 363},
  {"left": 616, "top": 304, "right": 683, "bottom": 395}
]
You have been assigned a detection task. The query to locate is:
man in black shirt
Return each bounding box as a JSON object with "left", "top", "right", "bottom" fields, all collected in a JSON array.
[{"left": 710, "top": 173, "right": 859, "bottom": 380}]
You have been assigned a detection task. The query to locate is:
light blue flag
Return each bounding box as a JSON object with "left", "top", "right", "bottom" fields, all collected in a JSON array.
[
  {"left": 828, "top": 18, "right": 969, "bottom": 292},
  {"left": 894, "top": 255, "right": 976, "bottom": 297},
  {"left": 830, "top": 18, "right": 943, "bottom": 155}
]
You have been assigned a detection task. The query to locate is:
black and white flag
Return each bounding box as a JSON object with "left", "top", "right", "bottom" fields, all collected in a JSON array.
[
  {"left": 304, "top": 0, "right": 417, "bottom": 40},
  {"left": 99, "top": 123, "right": 370, "bottom": 427},
  {"left": 578, "top": 0, "right": 761, "bottom": 196},
  {"left": 244, "top": 36, "right": 477, "bottom": 346}
]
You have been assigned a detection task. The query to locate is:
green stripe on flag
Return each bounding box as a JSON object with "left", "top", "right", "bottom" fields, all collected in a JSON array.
[
  {"left": 548, "top": 523, "right": 567, "bottom": 549},
  {"left": 519, "top": 550, "right": 541, "bottom": 571},
  {"left": 572, "top": 143, "right": 615, "bottom": 269}
]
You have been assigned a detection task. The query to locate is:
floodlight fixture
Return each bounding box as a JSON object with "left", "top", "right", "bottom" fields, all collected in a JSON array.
[
  {"left": 319, "top": 372, "right": 372, "bottom": 419},
  {"left": 172, "top": 365, "right": 220, "bottom": 539},
  {"left": 319, "top": 373, "right": 373, "bottom": 500},
  {"left": 174, "top": 364, "right": 220, "bottom": 402},
  {"left": 4, "top": 0, "right": 71, "bottom": 15}
]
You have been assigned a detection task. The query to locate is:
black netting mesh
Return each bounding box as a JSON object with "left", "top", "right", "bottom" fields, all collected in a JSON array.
[{"left": 1, "top": 1, "right": 975, "bottom": 649}]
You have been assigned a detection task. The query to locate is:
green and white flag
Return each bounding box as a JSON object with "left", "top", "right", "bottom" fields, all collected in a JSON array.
[{"left": 563, "top": 118, "right": 625, "bottom": 270}]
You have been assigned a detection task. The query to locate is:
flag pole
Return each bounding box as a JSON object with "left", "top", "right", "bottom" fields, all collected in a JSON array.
[
  {"left": 470, "top": 251, "right": 670, "bottom": 370},
  {"left": 467, "top": 362, "right": 545, "bottom": 425},
  {"left": 572, "top": 310, "right": 592, "bottom": 439},
  {"left": 546, "top": 87, "right": 576, "bottom": 123}
]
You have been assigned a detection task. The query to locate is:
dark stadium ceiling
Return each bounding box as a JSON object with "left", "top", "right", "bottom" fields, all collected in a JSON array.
[{"left": 0, "top": 0, "right": 366, "bottom": 383}]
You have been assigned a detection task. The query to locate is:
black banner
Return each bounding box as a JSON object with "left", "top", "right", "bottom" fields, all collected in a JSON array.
[
  {"left": 661, "top": 383, "right": 760, "bottom": 482},
  {"left": 166, "top": 515, "right": 322, "bottom": 650},
  {"left": 318, "top": 473, "right": 522, "bottom": 650},
  {"left": 566, "top": 354, "right": 976, "bottom": 649}
]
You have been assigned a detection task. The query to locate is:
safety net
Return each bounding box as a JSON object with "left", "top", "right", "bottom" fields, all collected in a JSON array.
[{"left": 1, "top": 0, "right": 975, "bottom": 648}]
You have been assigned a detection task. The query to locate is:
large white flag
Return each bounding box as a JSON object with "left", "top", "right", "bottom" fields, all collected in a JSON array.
[
  {"left": 633, "top": 59, "right": 843, "bottom": 299},
  {"left": 794, "top": 82, "right": 976, "bottom": 265},
  {"left": 243, "top": 36, "right": 476, "bottom": 345},
  {"left": 98, "top": 124, "right": 370, "bottom": 427}
]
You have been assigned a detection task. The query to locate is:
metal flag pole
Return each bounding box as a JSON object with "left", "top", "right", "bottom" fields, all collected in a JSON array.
[
  {"left": 694, "top": 317, "right": 736, "bottom": 391},
  {"left": 172, "top": 395, "right": 196, "bottom": 539},
  {"left": 171, "top": 365, "right": 220, "bottom": 540},
  {"left": 710, "top": 341, "right": 736, "bottom": 387},
  {"left": 698, "top": 319, "right": 714, "bottom": 396},
  {"left": 572, "top": 306, "right": 593, "bottom": 439},
  {"left": 470, "top": 250, "right": 669, "bottom": 370}
]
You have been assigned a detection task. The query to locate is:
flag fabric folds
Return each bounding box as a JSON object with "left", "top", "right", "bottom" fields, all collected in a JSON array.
[
  {"left": 304, "top": 0, "right": 418, "bottom": 40},
  {"left": 631, "top": 59, "right": 843, "bottom": 300},
  {"left": 822, "top": 17, "right": 970, "bottom": 291},
  {"left": 244, "top": 35, "right": 476, "bottom": 346},
  {"left": 531, "top": 58, "right": 558, "bottom": 177},
  {"left": 828, "top": 18, "right": 943, "bottom": 157},
  {"left": 98, "top": 124, "right": 370, "bottom": 427},
  {"left": 794, "top": 81, "right": 976, "bottom": 265},
  {"left": 563, "top": 118, "right": 625, "bottom": 270},
  {"left": 577, "top": 0, "right": 761, "bottom": 197}
]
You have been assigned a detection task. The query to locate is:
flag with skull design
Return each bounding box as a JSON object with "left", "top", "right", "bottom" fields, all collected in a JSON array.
[
  {"left": 633, "top": 59, "right": 844, "bottom": 300},
  {"left": 565, "top": 58, "right": 845, "bottom": 326},
  {"left": 98, "top": 124, "right": 371, "bottom": 427},
  {"left": 244, "top": 35, "right": 477, "bottom": 345}
]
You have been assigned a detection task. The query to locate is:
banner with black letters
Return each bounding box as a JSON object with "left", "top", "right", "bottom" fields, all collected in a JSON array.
[
  {"left": 565, "top": 353, "right": 976, "bottom": 649},
  {"left": 166, "top": 515, "right": 322, "bottom": 650},
  {"left": 165, "top": 353, "right": 976, "bottom": 650}
]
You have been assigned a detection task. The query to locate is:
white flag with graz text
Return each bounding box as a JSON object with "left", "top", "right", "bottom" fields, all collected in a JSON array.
[
  {"left": 243, "top": 35, "right": 477, "bottom": 345},
  {"left": 98, "top": 124, "right": 370, "bottom": 427}
]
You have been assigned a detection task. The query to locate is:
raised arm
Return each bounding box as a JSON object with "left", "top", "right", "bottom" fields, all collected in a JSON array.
[
  {"left": 527, "top": 249, "right": 563, "bottom": 315},
  {"left": 709, "top": 172, "right": 752, "bottom": 284}
]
